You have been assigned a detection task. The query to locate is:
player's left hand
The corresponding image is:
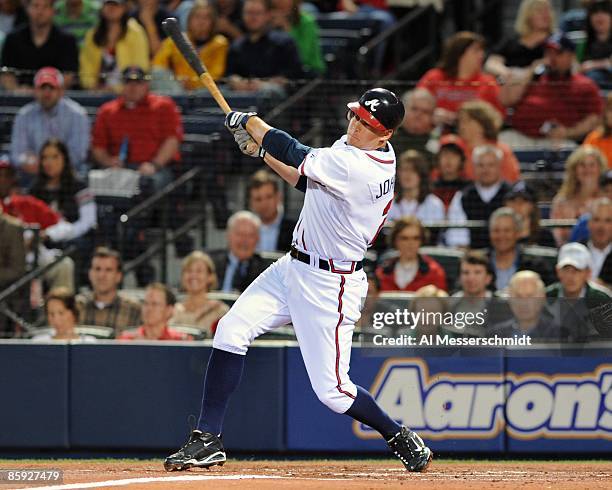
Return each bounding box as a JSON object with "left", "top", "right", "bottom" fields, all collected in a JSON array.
[
  {"left": 233, "top": 127, "right": 260, "bottom": 157},
  {"left": 225, "top": 111, "right": 257, "bottom": 133}
]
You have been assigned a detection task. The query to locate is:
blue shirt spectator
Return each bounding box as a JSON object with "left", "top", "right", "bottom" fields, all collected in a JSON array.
[{"left": 10, "top": 67, "right": 91, "bottom": 180}]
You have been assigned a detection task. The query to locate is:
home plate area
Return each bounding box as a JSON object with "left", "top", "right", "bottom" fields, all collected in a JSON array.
[{"left": 3, "top": 460, "right": 612, "bottom": 490}]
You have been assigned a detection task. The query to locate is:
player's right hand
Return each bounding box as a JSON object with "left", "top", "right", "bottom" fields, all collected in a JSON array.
[
  {"left": 225, "top": 111, "right": 257, "bottom": 133},
  {"left": 233, "top": 127, "right": 260, "bottom": 158}
]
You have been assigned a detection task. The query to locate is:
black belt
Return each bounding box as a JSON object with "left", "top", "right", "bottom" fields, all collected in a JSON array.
[{"left": 290, "top": 246, "right": 362, "bottom": 273}]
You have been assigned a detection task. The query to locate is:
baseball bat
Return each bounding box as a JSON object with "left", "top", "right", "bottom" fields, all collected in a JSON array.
[
  {"left": 161, "top": 17, "right": 232, "bottom": 113},
  {"left": 162, "top": 17, "right": 259, "bottom": 155}
]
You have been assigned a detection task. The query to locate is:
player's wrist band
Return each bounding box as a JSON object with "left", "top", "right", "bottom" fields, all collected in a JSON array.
[
  {"left": 241, "top": 112, "right": 258, "bottom": 129},
  {"left": 258, "top": 147, "right": 267, "bottom": 159}
]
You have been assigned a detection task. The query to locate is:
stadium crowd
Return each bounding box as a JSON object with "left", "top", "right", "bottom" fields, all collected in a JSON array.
[{"left": 0, "top": 0, "right": 611, "bottom": 342}]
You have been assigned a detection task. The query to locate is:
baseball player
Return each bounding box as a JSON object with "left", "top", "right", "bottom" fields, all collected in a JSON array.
[{"left": 164, "top": 88, "right": 432, "bottom": 472}]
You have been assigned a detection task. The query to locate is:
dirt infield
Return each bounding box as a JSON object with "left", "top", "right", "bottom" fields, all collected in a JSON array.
[{"left": 1, "top": 459, "right": 611, "bottom": 489}]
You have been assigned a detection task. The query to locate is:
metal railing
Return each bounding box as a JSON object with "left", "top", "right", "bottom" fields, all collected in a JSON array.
[{"left": 116, "top": 166, "right": 205, "bottom": 283}]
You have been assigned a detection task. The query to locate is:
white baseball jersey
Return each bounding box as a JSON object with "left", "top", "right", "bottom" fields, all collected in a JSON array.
[{"left": 293, "top": 135, "right": 397, "bottom": 263}]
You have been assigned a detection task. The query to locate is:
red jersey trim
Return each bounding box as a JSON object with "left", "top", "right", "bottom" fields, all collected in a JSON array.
[{"left": 366, "top": 153, "right": 394, "bottom": 164}]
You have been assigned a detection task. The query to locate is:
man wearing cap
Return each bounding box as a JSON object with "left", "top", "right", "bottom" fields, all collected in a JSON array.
[
  {"left": 546, "top": 242, "right": 610, "bottom": 341},
  {"left": 10, "top": 67, "right": 90, "bottom": 180},
  {"left": 392, "top": 88, "right": 437, "bottom": 162},
  {"left": 500, "top": 32, "right": 603, "bottom": 149},
  {"left": 91, "top": 66, "right": 183, "bottom": 190},
  {"left": 546, "top": 242, "right": 610, "bottom": 300},
  {"left": 0, "top": 0, "right": 78, "bottom": 89}
]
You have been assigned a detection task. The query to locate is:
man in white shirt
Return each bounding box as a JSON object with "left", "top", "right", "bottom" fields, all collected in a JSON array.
[{"left": 446, "top": 145, "right": 511, "bottom": 249}]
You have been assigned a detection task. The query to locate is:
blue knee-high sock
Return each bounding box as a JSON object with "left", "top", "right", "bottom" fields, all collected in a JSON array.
[
  {"left": 197, "top": 348, "right": 245, "bottom": 435},
  {"left": 344, "top": 385, "right": 401, "bottom": 440}
]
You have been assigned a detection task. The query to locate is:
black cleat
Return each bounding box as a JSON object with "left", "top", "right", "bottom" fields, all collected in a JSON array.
[
  {"left": 387, "top": 426, "right": 433, "bottom": 472},
  {"left": 164, "top": 430, "right": 226, "bottom": 471}
]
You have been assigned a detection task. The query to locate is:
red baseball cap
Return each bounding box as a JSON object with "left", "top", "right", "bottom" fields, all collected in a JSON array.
[
  {"left": 34, "top": 67, "right": 64, "bottom": 89},
  {"left": 439, "top": 134, "right": 467, "bottom": 157}
]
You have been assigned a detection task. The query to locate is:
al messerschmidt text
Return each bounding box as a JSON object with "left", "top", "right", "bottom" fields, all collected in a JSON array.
[{"left": 372, "top": 334, "right": 532, "bottom": 346}]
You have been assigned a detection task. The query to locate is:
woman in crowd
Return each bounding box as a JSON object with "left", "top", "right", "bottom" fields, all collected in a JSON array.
[
  {"left": 551, "top": 145, "right": 607, "bottom": 245},
  {"left": 577, "top": 0, "right": 612, "bottom": 86},
  {"left": 376, "top": 216, "right": 447, "bottom": 293},
  {"left": 270, "top": 0, "right": 324, "bottom": 76},
  {"left": 503, "top": 182, "right": 556, "bottom": 247},
  {"left": 431, "top": 134, "right": 470, "bottom": 210},
  {"left": 171, "top": 251, "right": 229, "bottom": 336},
  {"left": 387, "top": 150, "right": 445, "bottom": 226},
  {"left": 484, "top": 0, "right": 555, "bottom": 83},
  {"left": 457, "top": 100, "right": 521, "bottom": 183},
  {"left": 29, "top": 139, "right": 97, "bottom": 281},
  {"left": 417, "top": 31, "right": 504, "bottom": 128},
  {"left": 153, "top": 0, "right": 228, "bottom": 89},
  {"left": 34, "top": 288, "right": 94, "bottom": 340},
  {"left": 80, "top": 0, "right": 149, "bottom": 91},
  {"left": 584, "top": 92, "right": 612, "bottom": 167},
  {"left": 30, "top": 139, "right": 97, "bottom": 244}
]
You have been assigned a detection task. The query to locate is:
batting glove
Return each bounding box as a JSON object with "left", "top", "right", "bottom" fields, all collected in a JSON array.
[
  {"left": 225, "top": 111, "right": 257, "bottom": 133},
  {"left": 233, "top": 127, "right": 261, "bottom": 158}
]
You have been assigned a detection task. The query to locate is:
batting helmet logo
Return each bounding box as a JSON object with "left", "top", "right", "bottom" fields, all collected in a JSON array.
[{"left": 365, "top": 99, "right": 381, "bottom": 112}]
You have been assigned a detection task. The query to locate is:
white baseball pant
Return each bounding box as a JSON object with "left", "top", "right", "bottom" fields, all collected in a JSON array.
[{"left": 213, "top": 254, "right": 368, "bottom": 414}]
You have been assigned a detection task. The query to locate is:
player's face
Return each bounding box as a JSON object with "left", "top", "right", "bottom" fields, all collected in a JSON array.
[
  {"left": 35, "top": 84, "right": 63, "bottom": 110},
  {"left": 47, "top": 299, "right": 76, "bottom": 335},
  {"left": 588, "top": 203, "right": 612, "bottom": 248},
  {"left": 142, "top": 288, "right": 173, "bottom": 328},
  {"left": 556, "top": 265, "right": 590, "bottom": 297},
  {"left": 394, "top": 225, "right": 421, "bottom": 261},
  {"left": 228, "top": 219, "right": 259, "bottom": 261},
  {"left": 249, "top": 183, "right": 280, "bottom": 224},
  {"left": 346, "top": 111, "right": 391, "bottom": 150},
  {"left": 473, "top": 153, "right": 501, "bottom": 187},
  {"left": 89, "top": 257, "right": 122, "bottom": 296},
  {"left": 490, "top": 216, "right": 520, "bottom": 254},
  {"left": 182, "top": 260, "right": 211, "bottom": 294},
  {"left": 508, "top": 280, "right": 545, "bottom": 325},
  {"left": 40, "top": 145, "right": 65, "bottom": 181},
  {"left": 459, "top": 262, "right": 491, "bottom": 297}
]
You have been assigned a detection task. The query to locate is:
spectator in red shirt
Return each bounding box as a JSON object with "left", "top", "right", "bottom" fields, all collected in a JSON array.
[
  {"left": 119, "top": 282, "right": 193, "bottom": 340},
  {"left": 376, "top": 216, "right": 447, "bottom": 292},
  {"left": 500, "top": 32, "right": 603, "bottom": 149},
  {"left": 0, "top": 158, "right": 75, "bottom": 292},
  {"left": 91, "top": 66, "right": 183, "bottom": 192},
  {"left": 417, "top": 31, "right": 504, "bottom": 128}
]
